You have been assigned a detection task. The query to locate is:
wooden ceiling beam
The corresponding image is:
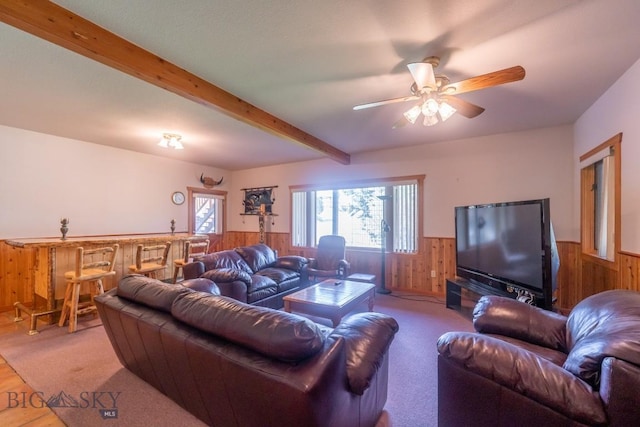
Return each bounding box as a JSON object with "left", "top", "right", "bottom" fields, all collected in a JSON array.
[{"left": 0, "top": 0, "right": 351, "bottom": 165}]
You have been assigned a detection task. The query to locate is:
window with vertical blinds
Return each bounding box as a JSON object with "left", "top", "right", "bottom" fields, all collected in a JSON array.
[{"left": 291, "top": 176, "right": 422, "bottom": 252}]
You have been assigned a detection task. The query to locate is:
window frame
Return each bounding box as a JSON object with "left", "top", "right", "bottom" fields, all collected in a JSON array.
[
  {"left": 579, "top": 133, "right": 621, "bottom": 267},
  {"left": 187, "top": 186, "right": 227, "bottom": 235},
  {"left": 289, "top": 175, "right": 424, "bottom": 252}
]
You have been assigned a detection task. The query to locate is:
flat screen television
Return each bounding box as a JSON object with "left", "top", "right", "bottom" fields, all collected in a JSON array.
[{"left": 454, "top": 198, "right": 558, "bottom": 310}]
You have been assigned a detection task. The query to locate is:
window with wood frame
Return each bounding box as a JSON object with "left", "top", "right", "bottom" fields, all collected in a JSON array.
[
  {"left": 187, "top": 187, "right": 226, "bottom": 235},
  {"left": 580, "top": 133, "right": 621, "bottom": 263},
  {"left": 290, "top": 175, "right": 424, "bottom": 253}
]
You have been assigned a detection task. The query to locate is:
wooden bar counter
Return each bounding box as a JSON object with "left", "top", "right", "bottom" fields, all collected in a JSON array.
[{"left": 0, "top": 233, "right": 197, "bottom": 316}]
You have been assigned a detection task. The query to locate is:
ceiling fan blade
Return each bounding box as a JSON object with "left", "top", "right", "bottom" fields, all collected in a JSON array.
[
  {"left": 407, "top": 62, "right": 436, "bottom": 90},
  {"left": 353, "top": 95, "right": 420, "bottom": 110},
  {"left": 441, "top": 66, "right": 525, "bottom": 95},
  {"left": 392, "top": 116, "right": 410, "bottom": 129},
  {"left": 441, "top": 96, "right": 485, "bottom": 118}
]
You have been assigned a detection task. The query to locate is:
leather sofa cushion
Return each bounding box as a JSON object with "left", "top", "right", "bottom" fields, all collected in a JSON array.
[
  {"left": 117, "top": 274, "right": 192, "bottom": 313},
  {"left": 235, "top": 244, "right": 276, "bottom": 273},
  {"left": 197, "top": 250, "right": 253, "bottom": 274},
  {"left": 248, "top": 275, "right": 277, "bottom": 293},
  {"left": 564, "top": 289, "right": 640, "bottom": 386},
  {"left": 256, "top": 267, "right": 299, "bottom": 284},
  {"left": 171, "top": 292, "right": 325, "bottom": 362},
  {"left": 201, "top": 267, "right": 252, "bottom": 285}
]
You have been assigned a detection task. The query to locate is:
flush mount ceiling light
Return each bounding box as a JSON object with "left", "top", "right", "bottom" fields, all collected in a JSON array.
[{"left": 158, "top": 133, "right": 184, "bottom": 150}]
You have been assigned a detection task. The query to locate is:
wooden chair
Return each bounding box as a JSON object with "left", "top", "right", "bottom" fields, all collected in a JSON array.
[
  {"left": 128, "top": 242, "right": 172, "bottom": 279},
  {"left": 58, "top": 244, "right": 119, "bottom": 333},
  {"left": 173, "top": 237, "right": 210, "bottom": 283}
]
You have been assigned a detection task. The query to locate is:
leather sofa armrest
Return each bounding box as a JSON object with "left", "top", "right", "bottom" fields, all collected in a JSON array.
[
  {"left": 183, "top": 261, "right": 205, "bottom": 280},
  {"left": 181, "top": 278, "right": 220, "bottom": 295},
  {"left": 274, "top": 255, "right": 308, "bottom": 272},
  {"left": 330, "top": 312, "right": 399, "bottom": 395},
  {"left": 599, "top": 357, "right": 640, "bottom": 425},
  {"left": 437, "top": 331, "right": 606, "bottom": 425},
  {"left": 473, "top": 295, "right": 568, "bottom": 351}
]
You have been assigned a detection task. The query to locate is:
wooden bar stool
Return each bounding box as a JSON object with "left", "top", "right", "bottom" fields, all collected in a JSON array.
[
  {"left": 173, "top": 237, "right": 210, "bottom": 283},
  {"left": 128, "top": 242, "right": 171, "bottom": 279},
  {"left": 58, "top": 244, "right": 119, "bottom": 333}
]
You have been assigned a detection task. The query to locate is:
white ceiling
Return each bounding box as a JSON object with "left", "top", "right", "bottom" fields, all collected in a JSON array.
[{"left": 1, "top": 0, "right": 640, "bottom": 170}]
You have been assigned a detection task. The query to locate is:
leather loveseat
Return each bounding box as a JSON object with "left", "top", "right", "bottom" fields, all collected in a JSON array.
[
  {"left": 95, "top": 274, "right": 399, "bottom": 427},
  {"left": 182, "top": 243, "right": 308, "bottom": 309},
  {"left": 437, "top": 290, "right": 640, "bottom": 427}
]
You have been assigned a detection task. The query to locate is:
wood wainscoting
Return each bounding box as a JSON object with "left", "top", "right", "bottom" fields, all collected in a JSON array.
[
  {"left": 3, "top": 232, "right": 640, "bottom": 312},
  {"left": 221, "top": 232, "right": 640, "bottom": 312}
]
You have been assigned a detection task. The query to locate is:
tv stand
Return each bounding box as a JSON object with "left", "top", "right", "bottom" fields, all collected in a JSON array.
[{"left": 446, "top": 277, "right": 536, "bottom": 318}]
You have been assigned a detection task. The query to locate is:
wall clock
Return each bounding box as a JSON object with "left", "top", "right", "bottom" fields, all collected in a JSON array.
[{"left": 171, "top": 191, "right": 185, "bottom": 205}]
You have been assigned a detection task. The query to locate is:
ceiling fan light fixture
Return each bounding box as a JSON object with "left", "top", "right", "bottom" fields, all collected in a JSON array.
[
  {"left": 403, "top": 105, "right": 421, "bottom": 124},
  {"left": 159, "top": 133, "right": 184, "bottom": 150},
  {"left": 423, "top": 114, "right": 439, "bottom": 127},
  {"left": 438, "top": 101, "right": 457, "bottom": 122},
  {"left": 422, "top": 98, "right": 440, "bottom": 117}
]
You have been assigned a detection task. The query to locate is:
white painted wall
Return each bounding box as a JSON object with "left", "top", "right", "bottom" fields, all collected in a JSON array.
[
  {"left": 230, "top": 125, "right": 575, "bottom": 240},
  {"left": 574, "top": 57, "right": 640, "bottom": 253},
  {"left": 0, "top": 125, "right": 228, "bottom": 239},
  {"left": 0, "top": 124, "right": 574, "bottom": 242}
]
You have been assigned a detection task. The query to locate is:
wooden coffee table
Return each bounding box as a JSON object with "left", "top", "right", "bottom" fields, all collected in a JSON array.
[{"left": 283, "top": 279, "right": 376, "bottom": 327}]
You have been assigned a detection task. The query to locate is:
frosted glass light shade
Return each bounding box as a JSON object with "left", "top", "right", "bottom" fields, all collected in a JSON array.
[
  {"left": 422, "top": 98, "right": 439, "bottom": 117},
  {"left": 438, "top": 101, "right": 457, "bottom": 122},
  {"left": 403, "top": 105, "right": 422, "bottom": 124},
  {"left": 423, "top": 114, "right": 439, "bottom": 127}
]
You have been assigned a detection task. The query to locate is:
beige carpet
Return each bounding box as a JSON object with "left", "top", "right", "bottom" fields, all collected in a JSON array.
[{"left": 0, "top": 293, "right": 473, "bottom": 427}]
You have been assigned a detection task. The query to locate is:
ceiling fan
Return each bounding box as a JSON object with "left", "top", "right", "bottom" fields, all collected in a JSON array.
[{"left": 353, "top": 56, "right": 525, "bottom": 128}]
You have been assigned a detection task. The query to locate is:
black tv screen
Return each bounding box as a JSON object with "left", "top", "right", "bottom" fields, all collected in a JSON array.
[{"left": 455, "top": 198, "right": 556, "bottom": 308}]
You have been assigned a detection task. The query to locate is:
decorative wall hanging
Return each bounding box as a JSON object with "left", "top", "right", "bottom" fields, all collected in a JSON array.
[
  {"left": 240, "top": 186, "right": 278, "bottom": 243},
  {"left": 241, "top": 186, "right": 277, "bottom": 215}
]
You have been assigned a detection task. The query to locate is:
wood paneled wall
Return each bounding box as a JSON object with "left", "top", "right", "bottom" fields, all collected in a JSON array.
[
  {"left": 1, "top": 236, "right": 188, "bottom": 312},
  {"left": 221, "top": 232, "right": 640, "bottom": 312},
  {"left": 3, "top": 232, "right": 640, "bottom": 312}
]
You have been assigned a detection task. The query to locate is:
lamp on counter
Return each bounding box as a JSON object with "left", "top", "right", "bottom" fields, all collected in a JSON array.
[
  {"left": 158, "top": 133, "right": 184, "bottom": 150},
  {"left": 377, "top": 195, "right": 392, "bottom": 294}
]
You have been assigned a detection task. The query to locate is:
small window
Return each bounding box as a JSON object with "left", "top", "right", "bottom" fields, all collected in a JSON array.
[
  {"left": 188, "top": 187, "right": 226, "bottom": 235},
  {"left": 580, "top": 134, "right": 621, "bottom": 262}
]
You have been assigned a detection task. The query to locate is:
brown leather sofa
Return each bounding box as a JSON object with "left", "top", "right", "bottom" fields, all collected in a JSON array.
[
  {"left": 182, "top": 243, "right": 308, "bottom": 309},
  {"left": 95, "top": 274, "right": 399, "bottom": 427},
  {"left": 437, "top": 290, "right": 640, "bottom": 427}
]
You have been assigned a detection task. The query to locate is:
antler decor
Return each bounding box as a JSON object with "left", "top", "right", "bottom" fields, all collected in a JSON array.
[{"left": 200, "top": 174, "right": 223, "bottom": 188}]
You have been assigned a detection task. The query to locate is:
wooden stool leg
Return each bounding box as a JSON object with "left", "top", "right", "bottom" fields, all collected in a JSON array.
[
  {"left": 91, "top": 279, "right": 104, "bottom": 316},
  {"left": 173, "top": 266, "right": 180, "bottom": 284},
  {"left": 58, "top": 281, "right": 73, "bottom": 327},
  {"left": 68, "top": 282, "right": 81, "bottom": 333}
]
